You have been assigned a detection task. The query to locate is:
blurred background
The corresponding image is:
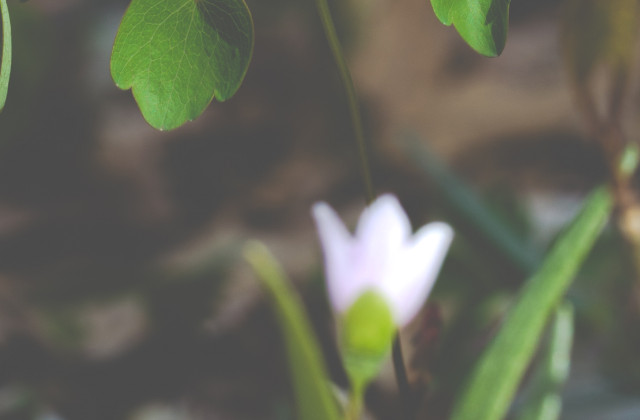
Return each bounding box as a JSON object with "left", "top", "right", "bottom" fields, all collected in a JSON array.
[{"left": 0, "top": 0, "right": 638, "bottom": 418}]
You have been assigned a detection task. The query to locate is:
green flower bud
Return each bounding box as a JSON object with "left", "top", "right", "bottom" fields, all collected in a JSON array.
[{"left": 341, "top": 290, "right": 396, "bottom": 390}]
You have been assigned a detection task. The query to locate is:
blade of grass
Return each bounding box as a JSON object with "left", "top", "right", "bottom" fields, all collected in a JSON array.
[
  {"left": 0, "top": 0, "right": 11, "bottom": 111},
  {"left": 404, "top": 134, "right": 541, "bottom": 273},
  {"left": 518, "top": 302, "right": 574, "bottom": 420},
  {"left": 244, "top": 241, "right": 341, "bottom": 420},
  {"left": 451, "top": 186, "right": 612, "bottom": 420}
]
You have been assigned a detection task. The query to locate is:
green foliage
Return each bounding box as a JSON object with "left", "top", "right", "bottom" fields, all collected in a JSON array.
[
  {"left": 451, "top": 186, "right": 612, "bottom": 420},
  {"left": 430, "top": 0, "right": 511, "bottom": 57},
  {"left": 518, "top": 303, "right": 574, "bottom": 420},
  {"left": 111, "top": 0, "right": 254, "bottom": 130},
  {"left": 0, "top": 0, "right": 11, "bottom": 112},
  {"left": 244, "top": 241, "right": 341, "bottom": 420}
]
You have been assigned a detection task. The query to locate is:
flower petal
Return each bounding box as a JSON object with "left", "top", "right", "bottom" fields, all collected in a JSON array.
[
  {"left": 381, "top": 221, "right": 453, "bottom": 326},
  {"left": 353, "top": 195, "right": 412, "bottom": 283},
  {"left": 312, "top": 202, "right": 362, "bottom": 313}
]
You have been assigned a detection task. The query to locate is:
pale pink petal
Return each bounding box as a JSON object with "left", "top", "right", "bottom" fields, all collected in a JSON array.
[
  {"left": 381, "top": 222, "right": 453, "bottom": 326},
  {"left": 354, "top": 195, "right": 411, "bottom": 283},
  {"left": 312, "top": 202, "right": 364, "bottom": 312}
]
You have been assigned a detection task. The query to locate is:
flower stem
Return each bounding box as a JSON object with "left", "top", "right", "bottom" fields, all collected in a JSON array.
[
  {"left": 314, "top": 0, "right": 374, "bottom": 203},
  {"left": 392, "top": 336, "right": 412, "bottom": 416},
  {"left": 345, "top": 384, "right": 364, "bottom": 420}
]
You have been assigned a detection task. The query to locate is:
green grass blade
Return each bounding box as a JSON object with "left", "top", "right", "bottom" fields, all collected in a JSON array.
[
  {"left": 451, "top": 186, "right": 612, "bottom": 420},
  {"left": 518, "top": 302, "right": 574, "bottom": 420},
  {"left": 405, "top": 136, "right": 540, "bottom": 272},
  {"left": 0, "top": 0, "right": 11, "bottom": 112},
  {"left": 244, "top": 241, "right": 341, "bottom": 420}
]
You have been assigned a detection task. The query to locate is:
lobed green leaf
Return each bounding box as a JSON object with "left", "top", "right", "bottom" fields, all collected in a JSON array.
[
  {"left": 430, "top": 0, "right": 511, "bottom": 57},
  {"left": 111, "top": 0, "right": 254, "bottom": 130}
]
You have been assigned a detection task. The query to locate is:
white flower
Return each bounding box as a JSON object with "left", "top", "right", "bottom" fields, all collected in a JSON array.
[{"left": 312, "top": 194, "right": 453, "bottom": 327}]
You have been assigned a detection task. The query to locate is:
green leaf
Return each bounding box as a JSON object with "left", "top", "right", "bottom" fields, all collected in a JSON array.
[
  {"left": 244, "top": 241, "right": 341, "bottom": 420},
  {"left": 430, "top": 0, "right": 454, "bottom": 25},
  {"left": 0, "top": 0, "right": 12, "bottom": 112},
  {"left": 451, "top": 186, "right": 612, "bottom": 420},
  {"left": 518, "top": 303, "right": 574, "bottom": 420},
  {"left": 111, "top": 0, "right": 254, "bottom": 130},
  {"left": 430, "top": 0, "right": 511, "bottom": 57}
]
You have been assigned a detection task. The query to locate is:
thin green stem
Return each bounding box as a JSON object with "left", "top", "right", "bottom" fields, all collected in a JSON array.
[
  {"left": 345, "top": 384, "right": 364, "bottom": 420},
  {"left": 314, "top": 0, "right": 374, "bottom": 203},
  {"left": 0, "top": 0, "right": 11, "bottom": 112}
]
